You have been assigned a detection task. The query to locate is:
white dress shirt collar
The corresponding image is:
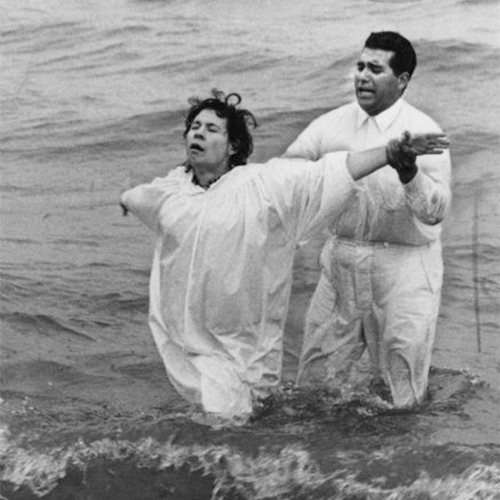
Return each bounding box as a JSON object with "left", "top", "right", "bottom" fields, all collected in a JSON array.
[{"left": 357, "top": 98, "right": 404, "bottom": 132}]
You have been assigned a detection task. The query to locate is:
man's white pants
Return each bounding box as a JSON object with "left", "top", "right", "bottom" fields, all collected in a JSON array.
[{"left": 297, "top": 236, "right": 443, "bottom": 407}]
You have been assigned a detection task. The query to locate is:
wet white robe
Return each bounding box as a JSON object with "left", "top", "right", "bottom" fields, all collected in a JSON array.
[{"left": 121, "top": 152, "right": 353, "bottom": 417}]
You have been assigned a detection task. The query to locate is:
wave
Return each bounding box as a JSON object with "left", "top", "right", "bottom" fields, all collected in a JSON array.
[
  {"left": 89, "top": 292, "right": 148, "bottom": 317},
  {"left": 422, "top": 39, "right": 499, "bottom": 67},
  {"left": 0, "top": 20, "right": 85, "bottom": 43},
  {"left": 0, "top": 184, "right": 35, "bottom": 194},
  {"left": 2, "top": 433, "right": 498, "bottom": 499},
  {"left": 0, "top": 108, "right": 184, "bottom": 160},
  {"left": 133, "top": 49, "right": 282, "bottom": 77},
  {"left": 1, "top": 368, "right": 498, "bottom": 499},
  {"left": 33, "top": 42, "right": 129, "bottom": 71},
  {"left": 0, "top": 312, "right": 96, "bottom": 342},
  {"left": 459, "top": 0, "right": 499, "bottom": 4},
  {"left": 447, "top": 129, "right": 500, "bottom": 160},
  {"left": 3, "top": 435, "right": 497, "bottom": 500}
]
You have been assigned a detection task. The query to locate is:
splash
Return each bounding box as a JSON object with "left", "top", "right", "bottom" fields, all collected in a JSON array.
[
  {"left": 1, "top": 367, "right": 497, "bottom": 499},
  {"left": 1, "top": 436, "right": 324, "bottom": 498},
  {"left": 2, "top": 435, "right": 499, "bottom": 499},
  {"left": 326, "top": 464, "right": 500, "bottom": 500}
]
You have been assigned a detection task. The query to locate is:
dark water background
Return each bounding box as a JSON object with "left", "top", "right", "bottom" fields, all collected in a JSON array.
[{"left": 1, "top": 0, "right": 499, "bottom": 498}]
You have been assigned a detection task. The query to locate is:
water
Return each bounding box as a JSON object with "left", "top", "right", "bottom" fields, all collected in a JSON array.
[{"left": 1, "top": 0, "right": 499, "bottom": 498}]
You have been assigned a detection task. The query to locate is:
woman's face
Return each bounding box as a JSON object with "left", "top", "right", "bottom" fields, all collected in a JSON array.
[{"left": 185, "top": 109, "right": 234, "bottom": 172}]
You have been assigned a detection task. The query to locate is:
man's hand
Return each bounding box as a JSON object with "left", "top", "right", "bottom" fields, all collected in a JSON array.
[
  {"left": 399, "top": 131, "right": 450, "bottom": 156},
  {"left": 387, "top": 131, "right": 450, "bottom": 184}
]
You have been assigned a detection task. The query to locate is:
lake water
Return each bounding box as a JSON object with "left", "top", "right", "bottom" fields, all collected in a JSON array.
[{"left": 1, "top": 0, "right": 499, "bottom": 498}]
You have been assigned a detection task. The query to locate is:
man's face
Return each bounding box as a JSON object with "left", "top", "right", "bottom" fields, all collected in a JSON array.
[
  {"left": 354, "top": 48, "right": 407, "bottom": 116},
  {"left": 185, "top": 109, "right": 234, "bottom": 171}
]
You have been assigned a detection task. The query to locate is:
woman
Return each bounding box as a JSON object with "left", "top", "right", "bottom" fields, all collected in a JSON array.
[{"left": 120, "top": 89, "right": 449, "bottom": 419}]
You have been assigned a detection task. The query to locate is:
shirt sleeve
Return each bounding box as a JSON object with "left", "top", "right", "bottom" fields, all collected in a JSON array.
[
  {"left": 261, "top": 152, "right": 355, "bottom": 243},
  {"left": 120, "top": 176, "right": 173, "bottom": 232},
  {"left": 283, "top": 118, "right": 324, "bottom": 161},
  {"left": 404, "top": 148, "right": 452, "bottom": 225}
]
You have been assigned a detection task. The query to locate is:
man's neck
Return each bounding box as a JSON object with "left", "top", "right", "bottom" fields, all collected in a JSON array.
[
  {"left": 357, "top": 98, "right": 403, "bottom": 132},
  {"left": 361, "top": 94, "right": 403, "bottom": 118}
]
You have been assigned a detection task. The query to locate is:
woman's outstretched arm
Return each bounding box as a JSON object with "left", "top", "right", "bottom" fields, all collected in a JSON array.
[{"left": 346, "top": 132, "right": 450, "bottom": 181}]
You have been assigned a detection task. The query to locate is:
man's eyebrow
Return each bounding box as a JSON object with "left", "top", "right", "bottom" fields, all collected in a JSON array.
[{"left": 357, "top": 59, "right": 383, "bottom": 67}]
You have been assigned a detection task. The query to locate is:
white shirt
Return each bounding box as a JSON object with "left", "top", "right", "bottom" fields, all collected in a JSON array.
[
  {"left": 285, "top": 99, "right": 452, "bottom": 245},
  {"left": 121, "top": 153, "right": 354, "bottom": 414}
]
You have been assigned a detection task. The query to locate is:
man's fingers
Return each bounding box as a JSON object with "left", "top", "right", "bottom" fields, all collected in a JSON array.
[
  {"left": 409, "top": 134, "right": 450, "bottom": 156},
  {"left": 422, "top": 134, "right": 450, "bottom": 146},
  {"left": 429, "top": 139, "right": 450, "bottom": 148},
  {"left": 408, "top": 133, "right": 450, "bottom": 145}
]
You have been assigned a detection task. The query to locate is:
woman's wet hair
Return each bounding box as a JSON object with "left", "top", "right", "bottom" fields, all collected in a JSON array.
[{"left": 184, "top": 89, "right": 258, "bottom": 169}]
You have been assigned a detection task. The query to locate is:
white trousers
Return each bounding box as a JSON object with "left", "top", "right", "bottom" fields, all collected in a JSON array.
[{"left": 297, "top": 236, "right": 443, "bottom": 407}]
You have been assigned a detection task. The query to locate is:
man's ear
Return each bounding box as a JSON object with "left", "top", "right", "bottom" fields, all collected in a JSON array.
[{"left": 397, "top": 72, "right": 410, "bottom": 93}]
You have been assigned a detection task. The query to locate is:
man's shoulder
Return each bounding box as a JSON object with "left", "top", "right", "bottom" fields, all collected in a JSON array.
[
  {"left": 303, "top": 101, "right": 358, "bottom": 134},
  {"left": 315, "top": 101, "right": 358, "bottom": 121},
  {"left": 399, "top": 100, "right": 443, "bottom": 130}
]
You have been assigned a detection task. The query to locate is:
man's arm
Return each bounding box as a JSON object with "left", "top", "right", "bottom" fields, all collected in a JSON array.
[{"left": 386, "top": 131, "right": 452, "bottom": 225}]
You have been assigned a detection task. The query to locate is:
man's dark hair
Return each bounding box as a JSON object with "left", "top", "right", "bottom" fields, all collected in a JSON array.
[
  {"left": 365, "top": 31, "right": 417, "bottom": 78},
  {"left": 183, "top": 89, "right": 258, "bottom": 169}
]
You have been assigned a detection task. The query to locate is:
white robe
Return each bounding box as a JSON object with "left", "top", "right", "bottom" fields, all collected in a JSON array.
[{"left": 121, "top": 152, "right": 353, "bottom": 417}]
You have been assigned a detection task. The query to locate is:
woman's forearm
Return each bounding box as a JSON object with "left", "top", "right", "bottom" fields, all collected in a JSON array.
[
  {"left": 346, "top": 132, "right": 449, "bottom": 182},
  {"left": 346, "top": 146, "right": 388, "bottom": 181}
]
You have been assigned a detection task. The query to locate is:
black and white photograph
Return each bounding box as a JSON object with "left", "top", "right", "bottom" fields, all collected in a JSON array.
[{"left": 1, "top": 0, "right": 499, "bottom": 498}]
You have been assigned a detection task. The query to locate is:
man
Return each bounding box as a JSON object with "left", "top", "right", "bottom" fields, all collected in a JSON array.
[
  {"left": 286, "top": 32, "right": 452, "bottom": 407},
  {"left": 120, "top": 89, "right": 448, "bottom": 419}
]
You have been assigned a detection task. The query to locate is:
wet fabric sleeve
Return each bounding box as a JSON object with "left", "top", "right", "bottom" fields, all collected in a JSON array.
[
  {"left": 262, "top": 152, "right": 354, "bottom": 243},
  {"left": 404, "top": 150, "right": 452, "bottom": 226},
  {"left": 120, "top": 176, "right": 173, "bottom": 231}
]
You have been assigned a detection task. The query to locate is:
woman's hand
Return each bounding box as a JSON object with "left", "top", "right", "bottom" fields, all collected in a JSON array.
[{"left": 119, "top": 176, "right": 137, "bottom": 216}]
